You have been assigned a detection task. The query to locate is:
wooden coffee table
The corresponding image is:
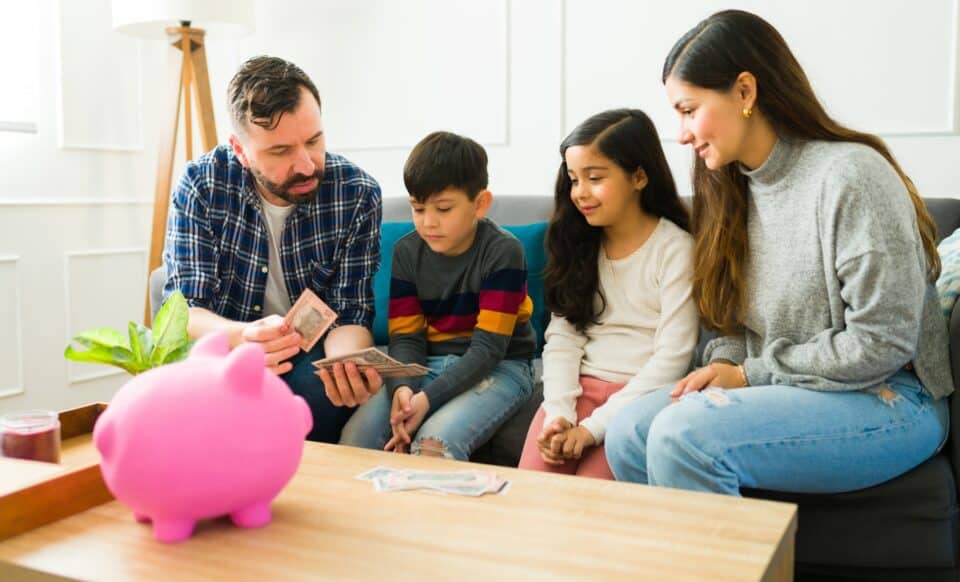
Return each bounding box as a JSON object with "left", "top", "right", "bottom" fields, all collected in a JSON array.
[{"left": 0, "top": 443, "right": 796, "bottom": 581}]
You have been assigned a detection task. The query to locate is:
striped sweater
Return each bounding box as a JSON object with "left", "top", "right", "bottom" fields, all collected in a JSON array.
[{"left": 386, "top": 218, "right": 536, "bottom": 408}]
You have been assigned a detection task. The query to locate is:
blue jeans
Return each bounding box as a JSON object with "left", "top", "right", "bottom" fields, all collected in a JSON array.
[
  {"left": 281, "top": 342, "right": 355, "bottom": 443},
  {"left": 339, "top": 356, "right": 535, "bottom": 460},
  {"left": 605, "top": 369, "right": 949, "bottom": 495}
]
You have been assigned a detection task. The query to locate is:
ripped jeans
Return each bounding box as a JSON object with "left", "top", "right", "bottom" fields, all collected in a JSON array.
[
  {"left": 605, "top": 368, "right": 949, "bottom": 495},
  {"left": 339, "top": 355, "right": 535, "bottom": 460}
]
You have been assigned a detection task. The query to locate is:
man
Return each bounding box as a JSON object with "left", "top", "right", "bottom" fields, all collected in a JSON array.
[{"left": 163, "top": 56, "right": 382, "bottom": 442}]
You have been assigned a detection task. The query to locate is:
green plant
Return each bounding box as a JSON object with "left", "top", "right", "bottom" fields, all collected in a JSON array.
[{"left": 64, "top": 291, "right": 194, "bottom": 375}]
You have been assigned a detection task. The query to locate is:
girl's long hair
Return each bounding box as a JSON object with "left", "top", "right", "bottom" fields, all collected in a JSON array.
[
  {"left": 544, "top": 109, "right": 689, "bottom": 331},
  {"left": 664, "top": 9, "right": 941, "bottom": 335}
]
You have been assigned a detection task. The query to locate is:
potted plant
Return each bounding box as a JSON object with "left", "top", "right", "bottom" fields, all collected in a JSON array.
[{"left": 64, "top": 291, "right": 193, "bottom": 375}]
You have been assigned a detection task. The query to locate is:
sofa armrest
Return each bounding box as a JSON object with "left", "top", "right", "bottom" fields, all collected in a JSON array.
[
  {"left": 948, "top": 304, "right": 960, "bottom": 481},
  {"left": 149, "top": 265, "right": 167, "bottom": 322}
]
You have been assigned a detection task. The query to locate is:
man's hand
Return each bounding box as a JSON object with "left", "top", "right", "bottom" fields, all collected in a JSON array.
[
  {"left": 241, "top": 315, "right": 301, "bottom": 375},
  {"left": 320, "top": 325, "right": 382, "bottom": 407},
  {"left": 318, "top": 363, "right": 382, "bottom": 408},
  {"left": 537, "top": 417, "right": 573, "bottom": 465},
  {"left": 384, "top": 388, "right": 430, "bottom": 454},
  {"left": 559, "top": 425, "right": 596, "bottom": 460},
  {"left": 671, "top": 362, "right": 746, "bottom": 397}
]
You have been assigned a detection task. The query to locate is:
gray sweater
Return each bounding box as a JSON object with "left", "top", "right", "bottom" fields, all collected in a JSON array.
[{"left": 703, "top": 138, "right": 953, "bottom": 399}]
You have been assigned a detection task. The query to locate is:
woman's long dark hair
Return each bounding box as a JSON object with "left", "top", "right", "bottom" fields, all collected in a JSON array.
[
  {"left": 665, "top": 9, "right": 941, "bottom": 335},
  {"left": 544, "top": 109, "right": 689, "bottom": 332}
]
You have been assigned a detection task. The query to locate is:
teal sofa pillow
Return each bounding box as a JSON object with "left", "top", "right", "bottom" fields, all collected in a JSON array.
[
  {"left": 372, "top": 221, "right": 549, "bottom": 355},
  {"left": 937, "top": 227, "right": 960, "bottom": 317},
  {"left": 503, "top": 222, "right": 548, "bottom": 354},
  {"left": 373, "top": 222, "right": 416, "bottom": 345}
]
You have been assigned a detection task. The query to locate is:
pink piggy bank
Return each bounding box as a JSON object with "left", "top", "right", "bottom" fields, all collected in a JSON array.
[{"left": 93, "top": 332, "right": 313, "bottom": 542}]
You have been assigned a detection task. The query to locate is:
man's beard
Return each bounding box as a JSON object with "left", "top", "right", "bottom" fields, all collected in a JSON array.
[{"left": 251, "top": 167, "right": 324, "bottom": 205}]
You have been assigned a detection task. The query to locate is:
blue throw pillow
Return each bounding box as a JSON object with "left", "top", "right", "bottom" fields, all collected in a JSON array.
[
  {"left": 937, "top": 227, "right": 960, "bottom": 317},
  {"left": 373, "top": 222, "right": 416, "bottom": 345},
  {"left": 371, "top": 220, "right": 549, "bottom": 355},
  {"left": 503, "top": 222, "right": 548, "bottom": 355}
]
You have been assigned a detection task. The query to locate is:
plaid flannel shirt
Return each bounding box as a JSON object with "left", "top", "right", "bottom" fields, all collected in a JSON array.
[{"left": 162, "top": 145, "right": 382, "bottom": 328}]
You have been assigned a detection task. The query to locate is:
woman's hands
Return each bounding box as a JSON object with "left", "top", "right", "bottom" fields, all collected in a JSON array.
[{"left": 671, "top": 362, "right": 747, "bottom": 397}]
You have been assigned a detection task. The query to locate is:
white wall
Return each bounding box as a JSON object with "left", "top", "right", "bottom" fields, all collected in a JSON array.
[{"left": 1, "top": 0, "right": 959, "bottom": 414}]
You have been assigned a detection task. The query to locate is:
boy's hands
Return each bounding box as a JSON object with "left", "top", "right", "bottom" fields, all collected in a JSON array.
[{"left": 384, "top": 387, "right": 430, "bottom": 453}]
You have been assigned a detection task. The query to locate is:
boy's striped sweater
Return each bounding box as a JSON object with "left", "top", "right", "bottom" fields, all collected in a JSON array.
[{"left": 386, "top": 218, "right": 536, "bottom": 408}]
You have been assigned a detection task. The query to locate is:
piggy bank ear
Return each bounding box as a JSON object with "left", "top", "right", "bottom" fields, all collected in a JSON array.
[
  {"left": 223, "top": 342, "right": 266, "bottom": 395},
  {"left": 190, "top": 333, "right": 231, "bottom": 359}
]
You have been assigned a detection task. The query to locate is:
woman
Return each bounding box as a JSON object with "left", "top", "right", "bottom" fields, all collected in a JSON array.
[{"left": 604, "top": 9, "right": 952, "bottom": 495}]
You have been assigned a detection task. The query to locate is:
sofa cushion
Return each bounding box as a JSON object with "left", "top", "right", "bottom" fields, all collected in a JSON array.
[
  {"left": 746, "top": 453, "right": 960, "bottom": 569},
  {"left": 373, "top": 222, "right": 416, "bottom": 345},
  {"left": 372, "top": 221, "right": 549, "bottom": 354}
]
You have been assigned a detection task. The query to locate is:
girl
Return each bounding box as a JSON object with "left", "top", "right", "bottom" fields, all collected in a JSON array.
[
  {"left": 605, "top": 10, "right": 952, "bottom": 495},
  {"left": 518, "top": 109, "right": 699, "bottom": 479}
]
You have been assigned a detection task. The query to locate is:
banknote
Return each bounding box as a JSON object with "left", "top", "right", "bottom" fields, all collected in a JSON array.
[
  {"left": 284, "top": 289, "right": 337, "bottom": 352},
  {"left": 356, "top": 467, "right": 508, "bottom": 496},
  {"left": 313, "top": 347, "right": 429, "bottom": 378}
]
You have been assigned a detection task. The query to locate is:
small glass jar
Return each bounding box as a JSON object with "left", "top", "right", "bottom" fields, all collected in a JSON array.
[{"left": 0, "top": 410, "right": 61, "bottom": 464}]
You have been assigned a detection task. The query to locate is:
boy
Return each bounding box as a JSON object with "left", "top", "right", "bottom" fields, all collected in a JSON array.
[{"left": 339, "top": 131, "right": 536, "bottom": 460}]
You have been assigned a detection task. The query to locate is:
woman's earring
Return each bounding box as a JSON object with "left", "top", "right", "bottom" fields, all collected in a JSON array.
[{"left": 742, "top": 108, "right": 753, "bottom": 119}]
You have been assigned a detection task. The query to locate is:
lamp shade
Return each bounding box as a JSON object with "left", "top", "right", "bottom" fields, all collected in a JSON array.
[{"left": 112, "top": 0, "right": 255, "bottom": 40}]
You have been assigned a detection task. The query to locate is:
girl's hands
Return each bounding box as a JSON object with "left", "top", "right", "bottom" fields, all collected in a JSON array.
[
  {"left": 537, "top": 419, "right": 597, "bottom": 463},
  {"left": 559, "top": 426, "right": 595, "bottom": 460},
  {"left": 537, "top": 418, "right": 573, "bottom": 465},
  {"left": 671, "top": 362, "right": 747, "bottom": 397}
]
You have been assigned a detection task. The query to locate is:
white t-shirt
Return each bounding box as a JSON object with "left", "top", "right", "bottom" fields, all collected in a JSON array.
[
  {"left": 540, "top": 218, "right": 699, "bottom": 443},
  {"left": 258, "top": 195, "right": 296, "bottom": 317}
]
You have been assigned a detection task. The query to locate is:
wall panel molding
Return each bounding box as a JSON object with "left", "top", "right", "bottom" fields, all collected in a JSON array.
[
  {"left": 262, "top": 0, "right": 511, "bottom": 153},
  {"left": 63, "top": 248, "right": 146, "bottom": 386},
  {"left": 0, "top": 122, "right": 38, "bottom": 134},
  {"left": 0, "top": 199, "right": 153, "bottom": 207},
  {"left": 0, "top": 256, "right": 25, "bottom": 399},
  {"left": 55, "top": 0, "right": 144, "bottom": 152},
  {"left": 561, "top": 0, "right": 960, "bottom": 141}
]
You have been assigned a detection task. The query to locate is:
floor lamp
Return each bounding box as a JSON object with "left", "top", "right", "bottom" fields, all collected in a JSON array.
[{"left": 110, "top": 0, "right": 254, "bottom": 324}]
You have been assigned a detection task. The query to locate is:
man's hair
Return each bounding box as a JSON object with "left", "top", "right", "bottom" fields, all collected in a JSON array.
[
  {"left": 403, "top": 131, "right": 488, "bottom": 202},
  {"left": 228, "top": 56, "right": 321, "bottom": 133}
]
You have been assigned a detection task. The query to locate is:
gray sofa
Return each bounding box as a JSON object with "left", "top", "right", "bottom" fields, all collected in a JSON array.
[{"left": 153, "top": 195, "right": 960, "bottom": 580}]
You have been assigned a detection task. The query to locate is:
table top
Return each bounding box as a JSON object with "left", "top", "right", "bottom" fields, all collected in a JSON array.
[{"left": 0, "top": 443, "right": 796, "bottom": 581}]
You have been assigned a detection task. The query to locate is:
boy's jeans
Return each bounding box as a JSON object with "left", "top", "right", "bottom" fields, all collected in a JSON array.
[
  {"left": 605, "top": 369, "right": 949, "bottom": 495},
  {"left": 340, "top": 355, "right": 535, "bottom": 460}
]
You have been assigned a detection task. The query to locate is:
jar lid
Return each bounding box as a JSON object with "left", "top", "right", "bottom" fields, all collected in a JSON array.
[{"left": 0, "top": 410, "right": 59, "bottom": 432}]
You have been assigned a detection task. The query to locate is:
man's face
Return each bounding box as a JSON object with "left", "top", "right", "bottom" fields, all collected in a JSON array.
[{"left": 230, "top": 86, "right": 326, "bottom": 206}]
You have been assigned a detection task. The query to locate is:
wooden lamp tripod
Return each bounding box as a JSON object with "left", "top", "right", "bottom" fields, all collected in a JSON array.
[{"left": 143, "top": 22, "right": 218, "bottom": 324}]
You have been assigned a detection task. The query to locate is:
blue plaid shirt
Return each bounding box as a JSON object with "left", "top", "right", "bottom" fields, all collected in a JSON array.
[{"left": 162, "top": 145, "right": 382, "bottom": 328}]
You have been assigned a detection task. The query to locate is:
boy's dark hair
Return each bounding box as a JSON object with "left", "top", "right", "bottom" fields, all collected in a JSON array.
[
  {"left": 228, "top": 56, "right": 321, "bottom": 133},
  {"left": 403, "top": 131, "right": 488, "bottom": 202}
]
